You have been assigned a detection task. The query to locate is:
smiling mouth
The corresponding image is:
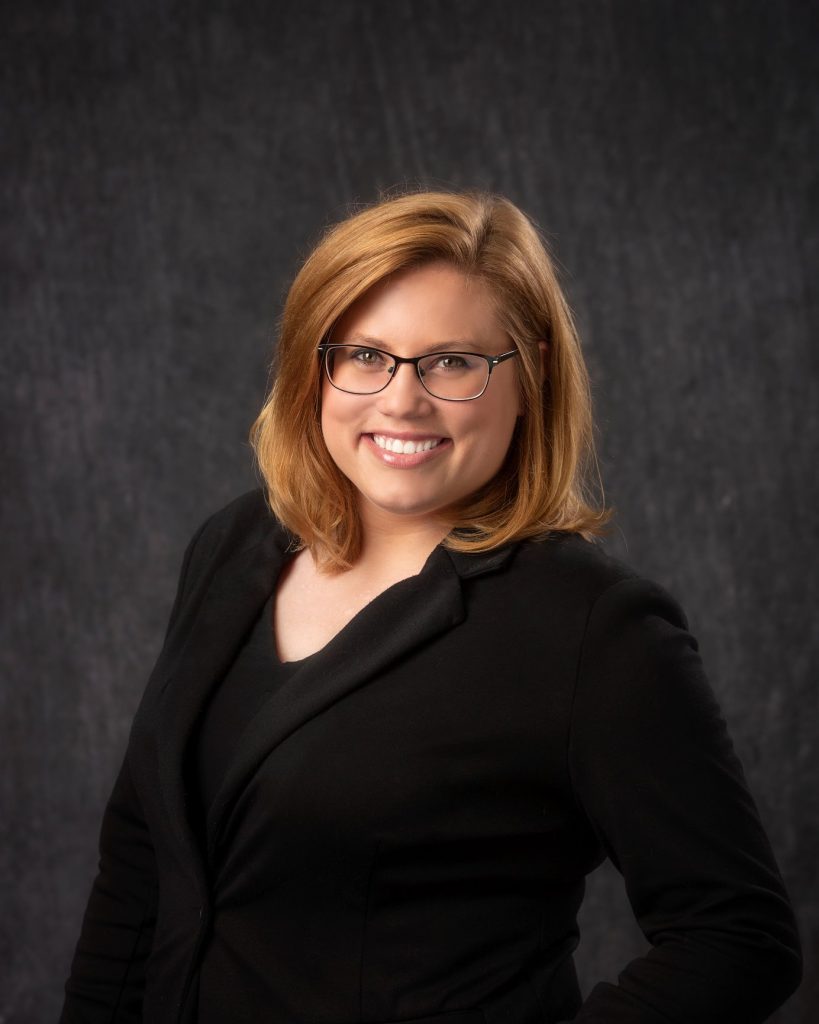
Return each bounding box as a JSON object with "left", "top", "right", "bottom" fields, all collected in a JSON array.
[{"left": 371, "top": 434, "right": 445, "bottom": 455}]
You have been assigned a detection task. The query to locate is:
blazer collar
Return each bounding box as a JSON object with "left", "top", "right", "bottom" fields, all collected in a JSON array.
[{"left": 155, "top": 504, "right": 518, "bottom": 875}]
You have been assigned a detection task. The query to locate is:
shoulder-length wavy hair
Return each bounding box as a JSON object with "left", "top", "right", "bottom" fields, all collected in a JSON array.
[{"left": 250, "top": 189, "right": 612, "bottom": 572}]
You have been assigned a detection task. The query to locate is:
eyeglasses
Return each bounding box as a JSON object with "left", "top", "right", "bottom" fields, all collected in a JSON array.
[{"left": 317, "top": 344, "right": 519, "bottom": 402}]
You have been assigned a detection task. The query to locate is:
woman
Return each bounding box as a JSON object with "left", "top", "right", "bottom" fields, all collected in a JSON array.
[{"left": 62, "top": 191, "right": 802, "bottom": 1024}]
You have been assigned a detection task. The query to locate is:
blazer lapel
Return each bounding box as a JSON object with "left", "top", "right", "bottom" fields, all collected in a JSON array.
[
  {"left": 155, "top": 519, "right": 291, "bottom": 875},
  {"left": 205, "top": 543, "right": 472, "bottom": 862},
  {"left": 154, "top": 499, "right": 519, "bottom": 876}
]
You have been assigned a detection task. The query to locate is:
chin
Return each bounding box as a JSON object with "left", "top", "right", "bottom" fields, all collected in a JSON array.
[
  {"left": 364, "top": 489, "right": 448, "bottom": 521},
  {"left": 373, "top": 500, "right": 442, "bottom": 519}
]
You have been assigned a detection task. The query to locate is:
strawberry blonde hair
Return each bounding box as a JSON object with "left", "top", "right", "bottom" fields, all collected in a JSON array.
[{"left": 250, "top": 189, "right": 612, "bottom": 572}]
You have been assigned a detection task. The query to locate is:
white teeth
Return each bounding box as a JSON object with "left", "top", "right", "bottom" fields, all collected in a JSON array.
[{"left": 372, "top": 434, "right": 443, "bottom": 455}]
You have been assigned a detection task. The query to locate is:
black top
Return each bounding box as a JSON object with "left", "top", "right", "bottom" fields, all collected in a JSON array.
[{"left": 191, "top": 593, "right": 308, "bottom": 828}]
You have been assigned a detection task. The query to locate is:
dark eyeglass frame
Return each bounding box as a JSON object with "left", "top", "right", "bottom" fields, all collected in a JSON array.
[{"left": 316, "top": 344, "right": 519, "bottom": 402}]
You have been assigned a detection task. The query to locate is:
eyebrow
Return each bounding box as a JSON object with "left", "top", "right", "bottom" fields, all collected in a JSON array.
[{"left": 339, "top": 333, "right": 489, "bottom": 354}]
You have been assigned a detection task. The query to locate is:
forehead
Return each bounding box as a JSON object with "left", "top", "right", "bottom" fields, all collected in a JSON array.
[{"left": 334, "top": 262, "right": 505, "bottom": 347}]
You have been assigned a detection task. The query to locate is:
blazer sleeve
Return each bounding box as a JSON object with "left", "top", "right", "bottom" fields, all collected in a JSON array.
[
  {"left": 60, "top": 515, "right": 211, "bottom": 1023},
  {"left": 567, "top": 576, "right": 802, "bottom": 1024}
]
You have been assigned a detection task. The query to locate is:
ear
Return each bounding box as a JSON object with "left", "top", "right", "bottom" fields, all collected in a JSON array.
[{"left": 537, "top": 340, "right": 549, "bottom": 384}]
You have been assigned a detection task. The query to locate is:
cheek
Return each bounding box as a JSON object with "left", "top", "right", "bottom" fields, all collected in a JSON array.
[
  {"left": 455, "top": 403, "right": 517, "bottom": 469},
  {"left": 320, "top": 382, "right": 350, "bottom": 434},
  {"left": 319, "top": 386, "right": 343, "bottom": 461},
  {"left": 320, "top": 386, "right": 366, "bottom": 468},
  {"left": 477, "top": 388, "right": 521, "bottom": 444},
  {"left": 488, "top": 404, "right": 522, "bottom": 471}
]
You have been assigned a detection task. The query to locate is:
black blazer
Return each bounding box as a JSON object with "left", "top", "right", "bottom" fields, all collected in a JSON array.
[{"left": 61, "top": 490, "right": 801, "bottom": 1024}]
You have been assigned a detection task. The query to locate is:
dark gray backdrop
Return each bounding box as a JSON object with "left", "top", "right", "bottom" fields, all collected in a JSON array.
[{"left": 2, "top": 2, "right": 816, "bottom": 1022}]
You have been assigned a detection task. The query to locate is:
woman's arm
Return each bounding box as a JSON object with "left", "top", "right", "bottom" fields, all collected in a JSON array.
[
  {"left": 60, "top": 514, "right": 212, "bottom": 1023},
  {"left": 568, "top": 576, "right": 802, "bottom": 1024},
  {"left": 60, "top": 756, "right": 158, "bottom": 1024}
]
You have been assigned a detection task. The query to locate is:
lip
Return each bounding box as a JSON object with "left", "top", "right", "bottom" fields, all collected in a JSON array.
[
  {"left": 362, "top": 432, "right": 451, "bottom": 468},
  {"left": 366, "top": 431, "right": 446, "bottom": 441}
]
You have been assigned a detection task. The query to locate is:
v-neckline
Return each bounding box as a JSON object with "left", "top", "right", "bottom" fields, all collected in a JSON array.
[
  {"left": 263, "top": 591, "right": 316, "bottom": 670},
  {"left": 268, "top": 543, "right": 446, "bottom": 665}
]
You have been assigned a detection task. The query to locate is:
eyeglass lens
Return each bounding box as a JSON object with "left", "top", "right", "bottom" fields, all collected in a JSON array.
[{"left": 325, "top": 346, "right": 490, "bottom": 401}]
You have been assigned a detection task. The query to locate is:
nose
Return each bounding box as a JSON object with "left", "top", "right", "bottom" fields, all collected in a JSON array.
[{"left": 376, "top": 361, "right": 435, "bottom": 417}]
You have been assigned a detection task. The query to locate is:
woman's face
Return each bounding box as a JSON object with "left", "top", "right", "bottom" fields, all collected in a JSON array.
[{"left": 320, "top": 262, "right": 522, "bottom": 532}]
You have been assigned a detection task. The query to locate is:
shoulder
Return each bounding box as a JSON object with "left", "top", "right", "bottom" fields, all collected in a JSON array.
[
  {"left": 543, "top": 540, "right": 706, "bottom": 742},
  {"left": 502, "top": 532, "right": 649, "bottom": 613},
  {"left": 513, "top": 531, "right": 635, "bottom": 585},
  {"left": 541, "top": 544, "right": 713, "bottom": 785},
  {"left": 160, "top": 489, "right": 288, "bottom": 642},
  {"left": 175, "top": 488, "right": 290, "bottom": 588},
  {"left": 499, "top": 533, "right": 693, "bottom": 659},
  {"left": 187, "top": 488, "right": 284, "bottom": 557},
  {"left": 524, "top": 531, "right": 685, "bottom": 605},
  {"left": 198, "top": 486, "right": 273, "bottom": 536}
]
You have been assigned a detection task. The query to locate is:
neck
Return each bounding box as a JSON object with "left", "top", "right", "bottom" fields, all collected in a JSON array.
[{"left": 357, "top": 506, "right": 452, "bottom": 577}]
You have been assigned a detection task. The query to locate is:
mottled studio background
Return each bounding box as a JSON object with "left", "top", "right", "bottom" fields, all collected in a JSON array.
[{"left": 1, "top": 1, "right": 817, "bottom": 1022}]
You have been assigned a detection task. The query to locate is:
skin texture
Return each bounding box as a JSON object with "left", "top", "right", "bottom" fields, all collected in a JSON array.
[
  {"left": 273, "top": 263, "right": 524, "bottom": 662},
  {"left": 320, "top": 262, "right": 522, "bottom": 543}
]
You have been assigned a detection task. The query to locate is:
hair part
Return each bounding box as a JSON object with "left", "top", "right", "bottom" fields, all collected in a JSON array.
[{"left": 250, "top": 189, "right": 612, "bottom": 572}]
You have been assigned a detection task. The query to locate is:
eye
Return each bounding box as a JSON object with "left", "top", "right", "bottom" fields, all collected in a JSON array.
[
  {"left": 437, "top": 354, "right": 467, "bottom": 370},
  {"left": 350, "top": 347, "right": 388, "bottom": 369},
  {"left": 425, "top": 353, "right": 477, "bottom": 373}
]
